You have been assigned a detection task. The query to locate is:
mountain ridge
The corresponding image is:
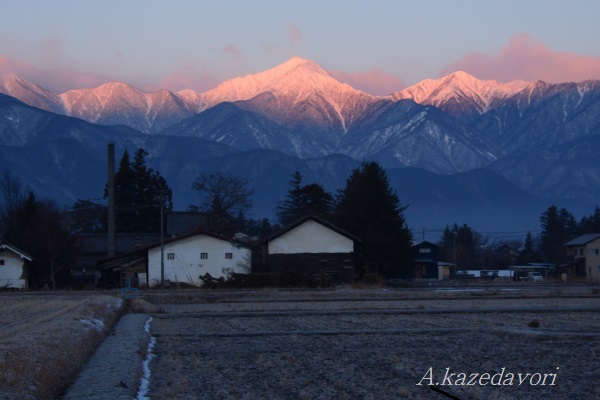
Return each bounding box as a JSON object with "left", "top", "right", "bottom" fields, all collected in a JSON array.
[
  {"left": 0, "top": 58, "right": 536, "bottom": 134},
  {"left": 1, "top": 58, "right": 599, "bottom": 233}
]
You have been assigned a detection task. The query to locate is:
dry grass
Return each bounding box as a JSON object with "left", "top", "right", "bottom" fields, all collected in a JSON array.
[
  {"left": 128, "top": 297, "right": 166, "bottom": 314},
  {"left": 0, "top": 293, "right": 124, "bottom": 399}
]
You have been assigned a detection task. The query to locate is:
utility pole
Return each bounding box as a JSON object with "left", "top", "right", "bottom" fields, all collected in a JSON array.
[
  {"left": 453, "top": 231, "right": 457, "bottom": 275},
  {"left": 160, "top": 196, "right": 165, "bottom": 288}
]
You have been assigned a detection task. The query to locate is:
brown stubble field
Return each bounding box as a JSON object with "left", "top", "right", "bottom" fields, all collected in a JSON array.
[
  {"left": 143, "top": 286, "right": 600, "bottom": 400},
  {"left": 0, "top": 285, "right": 599, "bottom": 400},
  {"left": 0, "top": 293, "right": 123, "bottom": 399}
]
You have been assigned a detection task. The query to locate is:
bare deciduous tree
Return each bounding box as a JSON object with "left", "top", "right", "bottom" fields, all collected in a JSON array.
[{"left": 192, "top": 172, "right": 253, "bottom": 232}]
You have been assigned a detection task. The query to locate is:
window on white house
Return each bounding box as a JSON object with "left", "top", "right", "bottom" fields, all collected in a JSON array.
[
  {"left": 225, "top": 253, "right": 233, "bottom": 259},
  {"left": 167, "top": 253, "right": 175, "bottom": 260},
  {"left": 200, "top": 253, "right": 208, "bottom": 259},
  {"left": 595, "top": 249, "right": 600, "bottom": 255},
  {"left": 0, "top": 259, "right": 4, "bottom": 265}
]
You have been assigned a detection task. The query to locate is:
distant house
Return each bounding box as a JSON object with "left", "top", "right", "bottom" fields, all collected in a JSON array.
[
  {"left": 564, "top": 233, "right": 600, "bottom": 280},
  {"left": 75, "top": 233, "right": 161, "bottom": 288},
  {"left": 100, "top": 229, "right": 251, "bottom": 287},
  {"left": 255, "top": 215, "right": 361, "bottom": 284},
  {"left": 0, "top": 242, "right": 33, "bottom": 290},
  {"left": 412, "top": 241, "right": 447, "bottom": 280}
]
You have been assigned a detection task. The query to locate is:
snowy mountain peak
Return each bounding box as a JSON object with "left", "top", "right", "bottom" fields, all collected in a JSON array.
[
  {"left": 0, "top": 74, "right": 65, "bottom": 114},
  {"left": 390, "top": 71, "right": 531, "bottom": 114},
  {"left": 196, "top": 57, "right": 337, "bottom": 106}
]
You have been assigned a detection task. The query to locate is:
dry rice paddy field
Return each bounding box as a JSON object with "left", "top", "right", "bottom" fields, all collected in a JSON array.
[
  {"left": 143, "top": 285, "right": 600, "bottom": 400},
  {"left": 1, "top": 284, "right": 600, "bottom": 400}
]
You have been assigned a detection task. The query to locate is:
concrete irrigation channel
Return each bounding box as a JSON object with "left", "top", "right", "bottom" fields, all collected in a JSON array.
[{"left": 67, "top": 285, "right": 600, "bottom": 400}]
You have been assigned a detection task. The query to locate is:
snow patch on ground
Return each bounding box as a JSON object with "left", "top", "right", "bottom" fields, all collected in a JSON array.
[
  {"left": 138, "top": 317, "right": 156, "bottom": 400},
  {"left": 79, "top": 318, "right": 104, "bottom": 331}
]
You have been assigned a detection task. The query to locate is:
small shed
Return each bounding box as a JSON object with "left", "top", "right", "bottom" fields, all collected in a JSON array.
[{"left": 0, "top": 242, "right": 33, "bottom": 290}]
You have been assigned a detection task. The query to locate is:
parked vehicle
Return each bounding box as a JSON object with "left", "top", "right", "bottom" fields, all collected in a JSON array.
[{"left": 527, "top": 272, "right": 544, "bottom": 281}]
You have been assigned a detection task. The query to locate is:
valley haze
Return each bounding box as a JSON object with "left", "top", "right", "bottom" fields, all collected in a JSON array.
[{"left": 1, "top": 57, "right": 599, "bottom": 240}]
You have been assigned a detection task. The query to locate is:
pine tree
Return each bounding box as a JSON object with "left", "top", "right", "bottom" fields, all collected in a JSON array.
[
  {"left": 333, "top": 161, "right": 413, "bottom": 278},
  {"left": 276, "top": 170, "right": 304, "bottom": 225},
  {"left": 579, "top": 206, "right": 600, "bottom": 234},
  {"left": 108, "top": 148, "right": 172, "bottom": 233},
  {"left": 518, "top": 231, "right": 539, "bottom": 264},
  {"left": 277, "top": 170, "right": 334, "bottom": 225},
  {"left": 540, "top": 205, "right": 577, "bottom": 263}
]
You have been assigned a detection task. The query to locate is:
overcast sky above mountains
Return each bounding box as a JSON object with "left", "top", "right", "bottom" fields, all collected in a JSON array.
[{"left": 1, "top": 1, "right": 600, "bottom": 95}]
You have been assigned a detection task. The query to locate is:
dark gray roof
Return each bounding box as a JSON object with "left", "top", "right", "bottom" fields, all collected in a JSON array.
[
  {"left": 78, "top": 233, "right": 162, "bottom": 254},
  {"left": 563, "top": 233, "right": 600, "bottom": 246}
]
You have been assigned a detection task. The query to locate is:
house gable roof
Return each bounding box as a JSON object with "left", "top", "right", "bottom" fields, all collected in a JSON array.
[
  {"left": 412, "top": 240, "right": 438, "bottom": 248},
  {"left": 98, "top": 228, "right": 246, "bottom": 268},
  {"left": 263, "top": 215, "right": 361, "bottom": 245},
  {"left": 0, "top": 242, "right": 33, "bottom": 261},
  {"left": 564, "top": 233, "right": 600, "bottom": 247}
]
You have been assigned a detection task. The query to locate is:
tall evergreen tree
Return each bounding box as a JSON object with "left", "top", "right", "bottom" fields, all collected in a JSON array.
[
  {"left": 579, "top": 205, "right": 600, "bottom": 234},
  {"left": 540, "top": 205, "right": 577, "bottom": 263},
  {"left": 518, "top": 231, "right": 539, "bottom": 265},
  {"left": 1, "top": 175, "right": 81, "bottom": 289},
  {"left": 277, "top": 170, "right": 334, "bottom": 225},
  {"left": 333, "top": 161, "right": 413, "bottom": 278},
  {"left": 108, "top": 148, "right": 172, "bottom": 233},
  {"left": 276, "top": 170, "right": 304, "bottom": 225}
]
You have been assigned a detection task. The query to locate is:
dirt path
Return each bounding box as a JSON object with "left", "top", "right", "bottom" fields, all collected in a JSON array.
[{"left": 63, "top": 313, "right": 150, "bottom": 400}]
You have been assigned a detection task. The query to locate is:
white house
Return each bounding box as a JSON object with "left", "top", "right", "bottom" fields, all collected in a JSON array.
[
  {"left": 100, "top": 229, "right": 251, "bottom": 288},
  {"left": 0, "top": 242, "right": 33, "bottom": 290},
  {"left": 147, "top": 230, "right": 250, "bottom": 287},
  {"left": 258, "top": 215, "right": 360, "bottom": 284},
  {"left": 564, "top": 233, "right": 600, "bottom": 280}
]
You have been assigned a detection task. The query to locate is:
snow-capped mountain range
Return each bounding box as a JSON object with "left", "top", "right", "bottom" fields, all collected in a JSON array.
[{"left": 1, "top": 57, "right": 599, "bottom": 231}]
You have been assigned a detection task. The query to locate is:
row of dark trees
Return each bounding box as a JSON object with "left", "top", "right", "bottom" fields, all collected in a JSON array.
[
  {"left": 3, "top": 143, "right": 599, "bottom": 288},
  {"left": 436, "top": 204, "right": 600, "bottom": 270},
  {"left": 69, "top": 149, "right": 415, "bottom": 280},
  {"left": 0, "top": 171, "right": 79, "bottom": 289}
]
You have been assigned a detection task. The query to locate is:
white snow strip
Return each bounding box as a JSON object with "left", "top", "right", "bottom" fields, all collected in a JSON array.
[
  {"left": 79, "top": 318, "right": 105, "bottom": 331},
  {"left": 137, "top": 337, "right": 156, "bottom": 400},
  {"left": 111, "top": 298, "right": 123, "bottom": 310},
  {"left": 144, "top": 316, "right": 153, "bottom": 333},
  {"left": 138, "top": 317, "right": 155, "bottom": 400}
]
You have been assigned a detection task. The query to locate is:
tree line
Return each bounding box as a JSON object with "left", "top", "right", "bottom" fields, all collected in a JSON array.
[
  {"left": 436, "top": 205, "right": 600, "bottom": 270},
  {"left": 2, "top": 145, "right": 599, "bottom": 288}
]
